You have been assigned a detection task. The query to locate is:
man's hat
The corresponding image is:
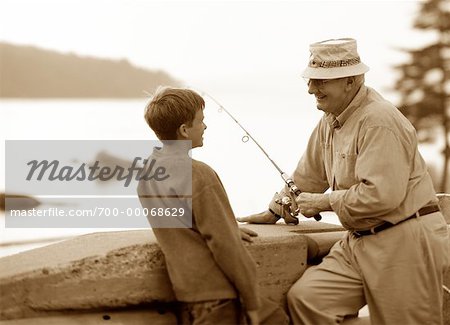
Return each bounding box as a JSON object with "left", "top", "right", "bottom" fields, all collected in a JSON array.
[{"left": 301, "top": 38, "right": 369, "bottom": 79}]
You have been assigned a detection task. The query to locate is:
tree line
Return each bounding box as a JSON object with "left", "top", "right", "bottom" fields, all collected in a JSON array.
[
  {"left": 0, "top": 42, "right": 181, "bottom": 98},
  {"left": 394, "top": 0, "right": 449, "bottom": 192}
]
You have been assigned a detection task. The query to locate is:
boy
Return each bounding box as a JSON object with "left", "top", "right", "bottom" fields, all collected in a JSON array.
[{"left": 137, "top": 87, "right": 260, "bottom": 324}]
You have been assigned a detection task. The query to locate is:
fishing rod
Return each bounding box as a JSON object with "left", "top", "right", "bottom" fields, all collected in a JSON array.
[{"left": 202, "top": 91, "right": 322, "bottom": 222}]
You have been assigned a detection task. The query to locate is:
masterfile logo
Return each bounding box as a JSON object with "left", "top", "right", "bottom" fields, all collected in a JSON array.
[
  {"left": 6, "top": 140, "right": 191, "bottom": 195},
  {"left": 25, "top": 157, "right": 170, "bottom": 186}
]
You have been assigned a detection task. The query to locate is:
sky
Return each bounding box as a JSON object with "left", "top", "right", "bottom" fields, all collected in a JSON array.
[{"left": 0, "top": 0, "right": 436, "bottom": 97}]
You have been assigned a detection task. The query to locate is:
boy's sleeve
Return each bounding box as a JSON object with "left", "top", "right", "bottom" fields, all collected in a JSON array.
[{"left": 193, "top": 167, "right": 261, "bottom": 311}]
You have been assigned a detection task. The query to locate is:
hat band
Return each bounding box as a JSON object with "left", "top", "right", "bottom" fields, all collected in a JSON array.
[{"left": 309, "top": 57, "right": 361, "bottom": 69}]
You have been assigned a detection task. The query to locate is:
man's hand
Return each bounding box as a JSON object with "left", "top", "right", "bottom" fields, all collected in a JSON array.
[
  {"left": 296, "top": 192, "right": 331, "bottom": 217},
  {"left": 239, "top": 227, "right": 258, "bottom": 242},
  {"left": 246, "top": 309, "right": 259, "bottom": 325},
  {"left": 237, "top": 210, "right": 279, "bottom": 224}
]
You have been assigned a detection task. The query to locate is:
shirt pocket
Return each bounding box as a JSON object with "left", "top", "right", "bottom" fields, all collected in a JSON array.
[{"left": 334, "top": 152, "right": 358, "bottom": 189}]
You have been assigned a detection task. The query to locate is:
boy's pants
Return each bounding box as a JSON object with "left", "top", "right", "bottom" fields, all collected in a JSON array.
[
  {"left": 179, "top": 299, "right": 240, "bottom": 325},
  {"left": 287, "top": 212, "right": 449, "bottom": 325},
  {"left": 179, "top": 297, "right": 290, "bottom": 325}
]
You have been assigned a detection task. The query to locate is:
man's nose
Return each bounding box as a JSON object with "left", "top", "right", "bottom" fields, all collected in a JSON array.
[{"left": 308, "top": 81, "right": 318, "bottom": 94}]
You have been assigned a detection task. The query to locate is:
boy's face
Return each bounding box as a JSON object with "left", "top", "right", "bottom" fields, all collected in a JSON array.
[{"left": 185, "top": 109, "right": 206, "bottom": 148}]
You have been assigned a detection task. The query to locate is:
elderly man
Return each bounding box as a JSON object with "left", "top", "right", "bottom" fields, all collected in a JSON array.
[{"left": 238, "top": 38, "right": 449, "bottom": 324}]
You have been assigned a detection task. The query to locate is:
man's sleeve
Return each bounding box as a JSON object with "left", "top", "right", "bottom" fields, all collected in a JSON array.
[
  {"left": 330, "top": 126, "right": 410, "bottom": 228},
  {"left": 284, "top": 122, "right": 329, "bottom": 195}
]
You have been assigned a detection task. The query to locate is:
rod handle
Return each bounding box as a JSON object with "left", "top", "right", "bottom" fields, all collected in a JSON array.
[{"left": 290, "top": 182, "right": 322, "bottom": 222}]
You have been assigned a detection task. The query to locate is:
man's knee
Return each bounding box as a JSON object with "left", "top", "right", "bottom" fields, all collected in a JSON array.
[
  {"left": 287, "top": 285, "right": 300, "bottom": 306},
  {"left": 287, "top": 279, "right": 318, "bottom": 308}
]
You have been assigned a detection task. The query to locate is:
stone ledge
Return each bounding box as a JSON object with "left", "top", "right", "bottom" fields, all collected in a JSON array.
[
  {"left": 1, "top": 222, "right": 343, "bottom": 320},
  {"left": 0, "top": 310, "right": 176, "bottom": 325}
]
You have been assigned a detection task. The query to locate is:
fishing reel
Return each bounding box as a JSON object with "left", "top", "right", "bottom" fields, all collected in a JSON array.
[
  {"left": 270, "top": 176, "right": 322, "bottom": 224},
  {"left": 269, "top": 191, "right": 300, "bottom": 225},
  {"left": 281, "top": 175, "right": 322, "bottom": 222}
]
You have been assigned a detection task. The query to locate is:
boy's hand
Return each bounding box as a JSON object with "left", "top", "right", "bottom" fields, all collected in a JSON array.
[
  {"left": 246, "top": 309, "right": 259, "bottom": 325},
  {"left": 239, "top": 227, "right": 258, "bottom": 242},
  {"left": 237, "top": 210, "right": 279, "bottom": 224}
]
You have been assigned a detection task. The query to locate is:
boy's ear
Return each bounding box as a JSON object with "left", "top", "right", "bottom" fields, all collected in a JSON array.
[{"left": 177, "top": 124, "right": 189, "bottom": 139}]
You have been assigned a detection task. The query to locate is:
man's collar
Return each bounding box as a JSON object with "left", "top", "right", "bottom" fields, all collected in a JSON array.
[
  {"left": 325, "top": 114, "right": 341, "bottom": 129},
  {"left": 325, "top": 85, "right": 367, "bottom": 129}
]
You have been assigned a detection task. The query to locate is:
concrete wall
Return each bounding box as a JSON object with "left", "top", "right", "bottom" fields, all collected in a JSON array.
[
  {"left": 1, "top": 222, "right": 347, "bottom": 322},
  {"left": 1, "top": 194, "right": 449, "bottom": 324}
]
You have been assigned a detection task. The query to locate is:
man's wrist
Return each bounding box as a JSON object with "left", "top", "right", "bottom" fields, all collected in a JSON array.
[
  {"left": 319, "top": 193, "right": 332, "bottom": 211},
  {"left": 268, "top": 208, "right": 281, "bottom": 219}
]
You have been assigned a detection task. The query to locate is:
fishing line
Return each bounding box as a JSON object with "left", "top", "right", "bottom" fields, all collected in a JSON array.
[{"left": 200, "top": 90, "right": 322, "bottom": 222}]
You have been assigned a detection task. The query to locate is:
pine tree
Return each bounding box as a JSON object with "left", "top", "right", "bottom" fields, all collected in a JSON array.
[{"left": 394, "top": 0, "right": 450, "bottom": 191}]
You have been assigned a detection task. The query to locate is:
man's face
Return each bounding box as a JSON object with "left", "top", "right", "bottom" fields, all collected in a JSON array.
[
  {"left": 307, "top": 78, "right": 350, "bottom": 115},
  {"left": 185, "top": 109, "right": 207, "bottom": 148}
]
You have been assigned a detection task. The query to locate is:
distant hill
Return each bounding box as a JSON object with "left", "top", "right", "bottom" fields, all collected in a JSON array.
[{"left": 0, "top": 42, "right": 182, "bottom": 98}]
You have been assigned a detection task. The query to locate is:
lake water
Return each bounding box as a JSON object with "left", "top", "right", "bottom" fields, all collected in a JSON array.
[{"left": 0, "top": 91, "right": 444, "bottom": 257}]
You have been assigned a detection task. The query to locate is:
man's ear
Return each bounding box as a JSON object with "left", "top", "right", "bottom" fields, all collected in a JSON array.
[
  {"left": 345, "top": 76, "right": 355, "bottom": 90},
  {"left": 177, "top": 124, "right": 189, "bottom": 139}
]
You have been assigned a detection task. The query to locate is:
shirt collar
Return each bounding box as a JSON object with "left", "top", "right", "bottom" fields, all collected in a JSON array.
[
  {"left": 152, "top": 141, "right": 192, "bottom": 158},
  {"left": 325, "top": 114, "right": 341, "bottom": 129},
  {"left": 327, "top": 85, "right": 368, "bottom": 129}
]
